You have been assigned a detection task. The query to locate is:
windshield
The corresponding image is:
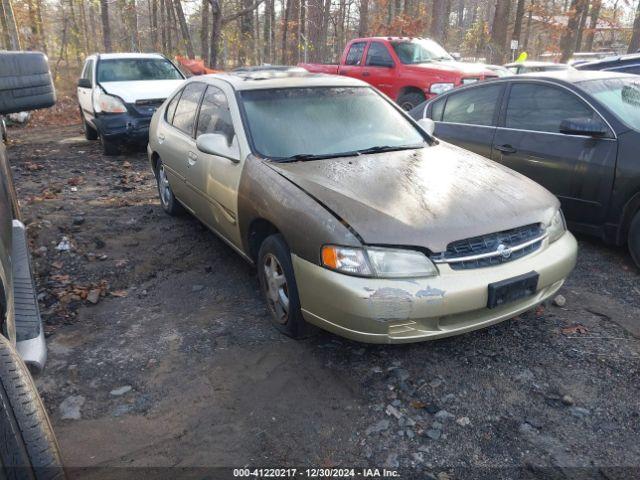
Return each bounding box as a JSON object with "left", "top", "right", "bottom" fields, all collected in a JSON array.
[
  {"left": 97, "top": 58, "right": 183, "bottom": 82},
  {"left": 391, "top": 39, "right": 453, "bottom": 64},
  {"left": 580, "top": 77, "right": 640, "bottom": 131},
  {"left": 240, "top": 87, "right": 426, "bottom": 159}
]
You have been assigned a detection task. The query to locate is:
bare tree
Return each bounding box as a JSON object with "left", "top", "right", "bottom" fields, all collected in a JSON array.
[
  {"left": 512, "top": 0, "right": 526, "bottom": 45},
  {"left": 173, "top": 0, "right": 195, "bottom": 57},
  {"left": 584, "top": 0, "right": 601, "bottom": 51},
  {"left": 559, "top": 0, "right": 587, "bottom": 61},
  {"left": 100, "top": 0, "right": 112, "bottom": 52},
  {"left": 358, "top": 0, "right": 369, "bottom": 37},
  {"left": 1, "top": 0, "right": 21, "bottom": 50},
  {"left": 430, "top": 0, "right": 448, "bottom": 44},
  {"left": 629, "top": 0, "right": 640, "bottom": 53},
  {"left": 491, "top": 0, "right": 511, "bottom": 62},
  {"left": 201, "top": 0, "right": 210, "bottom": 60}
]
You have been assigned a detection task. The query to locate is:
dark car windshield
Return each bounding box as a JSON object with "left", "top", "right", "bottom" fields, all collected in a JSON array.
[
  {"left": 97, "top": 58, "right": 183, "bottom": 82},
  {"left": 240, "top": 87, "right": 426, "bottom": 159},
  {"left": 391, "top": 39, "right": 453, "bottom": 64},
  {"left": 580, "top": 77, "right": 640, "bottom": 131}
]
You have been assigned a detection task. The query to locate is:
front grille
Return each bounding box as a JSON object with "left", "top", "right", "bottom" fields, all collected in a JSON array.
[{"left": 432, "top": 224, "right": 545, "bottom": 270}]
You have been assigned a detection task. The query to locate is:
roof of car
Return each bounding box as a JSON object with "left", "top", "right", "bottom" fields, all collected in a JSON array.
[
  {"left": 518, "top": 69, "right": 633, "bottom": 83},
  {"left": 95, "top": 53, "right": 167, "bottom": 60},
  {"left": 504, "top": 61, "right": 568, "bottom": 68},
  {"left": 576, "top": 53, "right": 640, "bottom": 69},
  {"left": 194, "top": 70, "right": 367, "bottom": 90}
]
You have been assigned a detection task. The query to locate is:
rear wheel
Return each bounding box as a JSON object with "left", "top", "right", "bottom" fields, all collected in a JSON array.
[
  {"left": 628, "top": 211, "right": 640, "bottom": 268},
  {"left": 155, "top": 160, "right": 184, "bottom": 216},
  {"left": 397, "top": 91, "right": 426, "bottom": 111},
  {"left": 0, "top": 335, "right": 65, "bottom": 480},
  {"left": 257, "top": 234, "right": 314, "bottom": 339}
]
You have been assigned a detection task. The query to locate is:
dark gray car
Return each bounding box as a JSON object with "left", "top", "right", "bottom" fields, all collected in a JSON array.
[{"left": 410, "top": 70, "right": 640, "bottom": 267}]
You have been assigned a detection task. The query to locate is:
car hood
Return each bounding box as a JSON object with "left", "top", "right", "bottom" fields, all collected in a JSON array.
[
  {"left": 404, "top": 61, "right": 494, "bottom": 77},
  {"left": 100, "top": 80, "right": 184, "bottom": 103},
  {"left": 267, "top": 144, "right": 559, "bottom": 252}
]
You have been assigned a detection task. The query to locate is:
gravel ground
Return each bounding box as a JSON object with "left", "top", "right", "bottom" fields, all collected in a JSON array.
[{"left": 6, "top": 124, "right": 640, "bottom": 479}]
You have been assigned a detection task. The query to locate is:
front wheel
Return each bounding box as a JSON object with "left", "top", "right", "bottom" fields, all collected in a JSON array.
[
  {"left": 397, "top": 91, "right": 426, "bottom": 111},
  {"left": 0, "top": 335, "right": 65, "bottom": 479},
  {"left": 258, "top": 234, "right": 314, "bottom": 339},
  {"left": 82, "top": 119, "right": 98, "bottom": 141},
  {"left": 100, "top": 135, "right": 119, "bottom": 156},
  {"left": 628, "top": 211, "right": 640, "bottom": 268}
]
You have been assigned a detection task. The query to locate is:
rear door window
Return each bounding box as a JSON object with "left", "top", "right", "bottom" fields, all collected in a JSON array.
[
  {"left": 441, "top": 84, "right": 502, "bottom": 126},
  {"left": 365, "top": 42, "right": 394, "bottom": 67},
  {"left": 345, "top": 42, "right": 366, "bottom": 66},
  {"left": 505, "top": 83, "right": 597, "bottom": 133},
  {"left": 172, "top": 82, "right": 206, "bottom": 136},
  {"left": 165, "top": 90, "right": 182, "bottom": 123}
]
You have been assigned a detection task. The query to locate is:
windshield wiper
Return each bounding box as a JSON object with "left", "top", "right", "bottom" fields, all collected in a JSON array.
[
  {"left": 355, "top": 144, "right": 424, "bottom": 155},
  {"left": 275, "top": 151, "right": 358, "bottom": 163}
]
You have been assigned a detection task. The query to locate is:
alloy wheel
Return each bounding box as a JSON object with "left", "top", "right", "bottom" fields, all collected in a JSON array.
[
  {"left": 158, "top": 165, "right": 171, "bottom": 207},
  {"left": 263, "top": 253, "right": 289, "bottom": 324}
]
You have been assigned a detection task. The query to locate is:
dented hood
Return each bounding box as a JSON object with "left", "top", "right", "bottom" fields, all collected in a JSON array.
[
  {"left": 100, "top": 80, "right": 184, "bottom": 103},
  {"left": 267, "top": 143, "right": 559, "bottom": 252}
]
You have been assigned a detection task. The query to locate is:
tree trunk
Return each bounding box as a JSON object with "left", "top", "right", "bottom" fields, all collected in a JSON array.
[
  {"left": 160, "top": 0, "right": 167, "bottom": 52},
  {"left": 36, "top": 0, "right": 47, "bottom": 53},
  {"left": 490, "top": 0, "right": 511, "bottom": 63},
  {"left": 584, "top": 0, "right": 601, "bottom": 51},
  {"left": 559, "top": 0, "right": 587, "bottom": 62},
  {"left": 629, "top": 0, "right": 640, "bottom": 53},
  {"left": 173, "top": 0, "right": 195, "bottom": 57},
  {"left": 201, "top": 0, "right": 210, "bottom": 60},
  {"left": 430, "top": 0, "right": 448, "bottom": 44},
  {"left": 0, "top": 1, "right": 12, "bottom": 50},
  {"left": 512, "top": 0, "right": 526, "bottom": 45},
  {"left": 238, "top": 0, "right": 254, "bottom": 64},
  {"left": 358, "top": 0, "right": 368, "bottom": 37},
  {"left": 100, "top": 0, "right": 112, "bottom": 52},
  {"left": 209, "top": 0, "right": 223, "bottom": 67},
  {"left": 79, "top": 0, "right": 90, "bottom": 54},
  {"left": 263, "top": 0, "right": 271, "bottom": 61},
  {"left": 1, "top": 0, "right": 21, "bottom": 49},
  {"left": 150, "top": 0, "right": 158, "bottom": 50},
  {"left": 575, "top": 1, "right": 589, "bottom": 51},
  {"left": 282, "top": 0, "right": 290, "bottom": 63},
  {"left": 523, "top": 0, "right": 534, "bottom": 49}
]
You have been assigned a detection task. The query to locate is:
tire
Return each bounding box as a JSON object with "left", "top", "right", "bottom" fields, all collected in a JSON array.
[
  {"left": 257, "top": 234, "right": 315, "bottom": 339},
  {"left": 0, "top": 52, "right": 56, "bottom": 115},
  {"left": 0, "top": 335, "right": 65, "bottom": 480},
  {"left": 397, "top": 91, "right": 426, "bottom": 111},
  {"left": 155, "top": 160, "right": 184, "bottom": 216},
  {"left": 1, "top": 116, "right": 6, "bottom": 143},
  {"left": 628, "top": 211, "right": 640, "bottom": 268},
  {"left": 100, "top": 135, "right": 119, "bottom": 156},
  {"left": 80, "top": 112, "right": 98, "bottom": 141}
]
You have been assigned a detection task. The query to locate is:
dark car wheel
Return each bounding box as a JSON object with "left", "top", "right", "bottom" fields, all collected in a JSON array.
[
  {"left": 1, "top": 116, "right": 7, "bottom": 143},
  {"left": 258, "top": 234, "right": 315, "bottom": 339},
  {"left": 100, "top": 135, "right": 119, "bottom": 156},
  {"left": 155, "top": 160, "right": 184, "bottom": 216},
  {"left": 398, "top": 91, "right": 426, "bottom": 111},
  {"left": 81, "top": 113, "right": 98, "bottom": 141},
  {"left": 628, "top": 211, "right": 640, "bottom": 268},
  {"left": 0, "top": 335, "right": 65, "bottom": 480}
]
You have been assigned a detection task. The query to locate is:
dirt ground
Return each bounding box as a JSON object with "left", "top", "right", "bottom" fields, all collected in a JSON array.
[{"left": 6, "top": 124, "right": 640, "bottom": 479}]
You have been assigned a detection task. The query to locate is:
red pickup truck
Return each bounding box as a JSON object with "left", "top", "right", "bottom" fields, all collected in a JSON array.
[{"left": 300, "top": 37, "right": 496, "bottom": 110}]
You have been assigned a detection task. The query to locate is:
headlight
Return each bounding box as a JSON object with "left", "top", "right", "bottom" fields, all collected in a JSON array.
[
  {"left": 93, "top": 89, "right": 127, "bottom": 113},
  {"left": 321, "top": 245, "right": 438, "bottom": 278},
  {"left": 429, "top": 83, "right": 455, "bottom": 95},
  {"left": 547, "top": 209, "right": 566, "bottom": 243}
]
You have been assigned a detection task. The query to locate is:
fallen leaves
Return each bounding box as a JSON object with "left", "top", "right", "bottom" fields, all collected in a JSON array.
[
  {"left": 561, "top": 323, "right": 589, "bottom": 335},
  {"left": 25, "top": 162, "right": 44, "bottom": 171}
]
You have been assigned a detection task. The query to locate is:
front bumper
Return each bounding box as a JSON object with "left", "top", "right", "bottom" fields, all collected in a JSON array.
[
  {"left": 93, "top": 112, "right": 151, "bottom": 144},
  {"left": 293, "top": 231, "right": 577, "bottom": 344}
]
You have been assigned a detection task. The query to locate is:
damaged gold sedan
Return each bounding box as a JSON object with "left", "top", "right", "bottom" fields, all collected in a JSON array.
[{"left": 148, "top": 70, "right": 577, "bottom": 343}]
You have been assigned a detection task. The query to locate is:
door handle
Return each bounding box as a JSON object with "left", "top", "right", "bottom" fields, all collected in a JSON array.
[
  {"left": 495, "top": 144, "right": 517, "bottom": 154},
  {"left": 362, "top": 71, "right": 370, "bottom": 77},
  {"left": 187, "top": 151, "right": 198, "bottom": 166},
  {"left": 158, "top": 133, "right": 165, "bottom": 143}
]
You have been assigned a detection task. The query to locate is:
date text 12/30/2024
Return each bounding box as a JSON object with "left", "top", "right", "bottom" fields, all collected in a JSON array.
[{"left": 233, "top": 468, "right": 401, "bottom": 478}]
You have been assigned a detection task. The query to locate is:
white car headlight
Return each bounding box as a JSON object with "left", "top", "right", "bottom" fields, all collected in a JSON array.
[
  {"left": 93, "top": 89, "right": 127, "bottom": 114},
  {"left": 547, "top": 209, "right": 567, "bottom": 243},
  {"left": 321, "top": 245, "right": 438, "bottom": 278},
  {"left": 429, "top": 83, "right": 455, "bottom": 95}
]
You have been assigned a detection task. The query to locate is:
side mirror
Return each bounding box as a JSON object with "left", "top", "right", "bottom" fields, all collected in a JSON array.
[
  {"left": 417, "top": 118, "right": 435, "bottom": 136},
  {"left": 196, "top": 133, "right": 240, "bottom": 162},
  {"left": 0, "top": 52, "right": 55, "bottom": 115},
  {"left": 78, "top": 78, "right": 92, "bottom": 89},
  {"left": 450, "top": 52, "right": 461, "bottom": 61},
  {"left": 559, "top": 117, "right": 608, "bottom": 137}
]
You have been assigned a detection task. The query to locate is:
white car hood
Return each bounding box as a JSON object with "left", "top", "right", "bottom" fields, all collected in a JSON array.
[{"left": 100, "top": 80, "right": 185, "bottom": 103}]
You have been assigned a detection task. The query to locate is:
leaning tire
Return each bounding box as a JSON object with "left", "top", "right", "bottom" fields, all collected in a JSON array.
[
  {"left": 155, "top": 160, "right": 184, "bottom": 216},
  {"left": 0, "top": 52, "right": 56, "bottom": 115},
  {"left": 0, "top": 335, "right": 65, "bottom": 480},
  {"left": 628, "top": 211, "right": 640, "bottom": 268},
  {"left": 257, "top": 234, "right": 315, "bottom": 339},
  {"left": 100, "top": 135, "right": 119, "bottom": 156},
  {"left": 397, "top": 91, "right": 426, "bottom": 111}
]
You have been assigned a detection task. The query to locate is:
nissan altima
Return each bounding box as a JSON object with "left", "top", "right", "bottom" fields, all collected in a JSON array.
[{"left": 147, "top": 70, "right": 577, "bottom": 343}]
